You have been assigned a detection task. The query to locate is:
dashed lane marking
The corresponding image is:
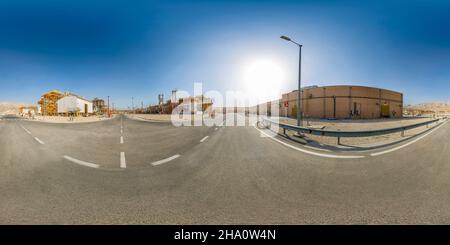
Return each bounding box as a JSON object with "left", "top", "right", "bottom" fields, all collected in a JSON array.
[
  {"left": 21, "top": 125, "right": 31, "bottom": 134},
  {"left": 120, "top": 152, "right": 126, "bottom": 168},
  {"left": 151, "top": 154, "right": 180, "bottom": 166},
  {"left": 34, "top": 137, "right": 45, "bottom": 145},
  {"left": 120, "top": 136, "right": 124, "bottom": 144},
  {"left": 64, "top": 155, "right": 99, "bottom": 168},
  {"left": 20, "top": 125, "right": 44, "bottom": 144},
  {"left": 200, "top": 136, "right": 209, "bottom": 143}
]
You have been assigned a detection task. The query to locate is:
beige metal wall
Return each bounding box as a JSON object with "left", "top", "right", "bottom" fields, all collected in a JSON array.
[{"left": 278, "top": 85, "right": 403, "bottom": 119}]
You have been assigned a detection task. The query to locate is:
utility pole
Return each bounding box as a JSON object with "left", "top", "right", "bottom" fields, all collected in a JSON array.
[
  {"left": 43, "top": 98, "right": 47, "bottom": 118},
  {"left": 161, "top": 94, "right": 164, "bottom": 114},
  {"left": 107, "top": 96, "right": 111, "bottom": 118},
  {"left": 202, "top": 94, "right": 204, "bottom": 114},
  {"left": 132, "top": 97, "right": 134, "bottom": 114}
]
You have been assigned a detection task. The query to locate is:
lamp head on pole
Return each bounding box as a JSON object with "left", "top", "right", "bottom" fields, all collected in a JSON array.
[{"left": 280, "top": 35, "right": 291, "bottom": 41}]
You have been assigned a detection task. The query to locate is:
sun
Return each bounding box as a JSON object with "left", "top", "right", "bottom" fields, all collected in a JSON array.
[{"left": 243, "top": 59, "right": 284, "bottom": 102}]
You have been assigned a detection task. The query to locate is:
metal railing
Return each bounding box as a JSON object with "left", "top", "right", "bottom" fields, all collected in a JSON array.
[{"left": 260, "top": 117, "right": 446, "bottom": 144}]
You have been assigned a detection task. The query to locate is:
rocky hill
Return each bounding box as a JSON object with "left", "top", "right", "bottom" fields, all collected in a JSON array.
[
  {"left": 0, "top": 102, "right": 34, "bottom": 115},
  {"left": 405, "top": 102, "right": 450, "bottom": 111}
]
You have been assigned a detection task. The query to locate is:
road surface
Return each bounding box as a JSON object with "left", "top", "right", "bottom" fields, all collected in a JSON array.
[{"left": 0, "top": 114, "right": 449, "bottom": 224}]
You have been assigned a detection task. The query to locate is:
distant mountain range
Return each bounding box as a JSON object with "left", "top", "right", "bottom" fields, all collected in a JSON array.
[
  {"left": 405, "top": 102, "right": 450, "bottom": 111},
  {"left": 0, "top": 102, "right": 33, "bottom": 115}
]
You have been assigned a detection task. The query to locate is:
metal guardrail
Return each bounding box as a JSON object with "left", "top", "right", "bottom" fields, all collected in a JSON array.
[{"left": 261, "top": 117, "right": 446, "bottom": 144}]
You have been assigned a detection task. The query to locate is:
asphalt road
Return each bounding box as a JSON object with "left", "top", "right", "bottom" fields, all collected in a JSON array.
[{"left": 1, "top": 114, "right": 450, "bottom": 224}]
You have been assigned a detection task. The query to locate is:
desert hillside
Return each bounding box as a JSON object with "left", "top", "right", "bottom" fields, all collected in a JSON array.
[
  {"left": 405, "top": 102, "right": 450, "bottom": 114},
  {"left": 0, "top": 102, "right": 34, "bottom": 115}
]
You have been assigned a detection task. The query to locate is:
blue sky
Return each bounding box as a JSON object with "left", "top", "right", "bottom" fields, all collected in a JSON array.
[{"left": 0, "top": 0, "right": 449, "bottom": 107}]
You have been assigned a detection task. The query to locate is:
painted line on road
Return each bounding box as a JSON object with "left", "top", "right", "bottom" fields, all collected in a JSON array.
[
  {"left": 253, "top": 124, "right": 365, "bottom": 159},
  {"left": 20, "top": 125, "right": 44, "bottom": 145},
  {"left": 370, "top": 120, "right": 448, "bottom": 157},
  {"left": 120, "top": 136, "right": 124, "bottom": 144},
  {"left": 215, "top": 127, "right": 218, "bottom": 130},
  {"left": 200, "top": 136, "right": 209, "bottom": 143},
  {"left": 21, "top": 125, "right": 31, "bottom": 134},
  {"left": 63, "top": 155, "right": 99, "bottom": 168},
  {"left": 120, "top": 152, "right": 126, "bottom": 168},
  {"left": 34, "top": 137, "right": 45, "bottom": 145},
  {"left": 151, "top": 154, "right": 180, "bottom": 166},
  {"left": 303, "top": 145, "right": 333, "bottom": 152}
]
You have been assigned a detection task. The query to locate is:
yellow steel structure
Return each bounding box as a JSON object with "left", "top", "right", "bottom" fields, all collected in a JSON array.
[{"left": 38, "top": 90, "right": 64, "bottom": 116}]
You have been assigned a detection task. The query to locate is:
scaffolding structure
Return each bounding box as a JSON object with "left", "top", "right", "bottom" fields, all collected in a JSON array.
[{"left": 37, "top": 90, "right": 64, "bottom": 116}]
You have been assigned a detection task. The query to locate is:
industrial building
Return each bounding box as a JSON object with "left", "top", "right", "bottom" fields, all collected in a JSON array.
[
  {"left": 38, "top": 90, "right": 95, "bottom": 116},
  {"left": 254, "top": 85, "right": 403, "bottom": 119},
  {"left": 57, "top": 95, "right": 93, "bottom": 116}
]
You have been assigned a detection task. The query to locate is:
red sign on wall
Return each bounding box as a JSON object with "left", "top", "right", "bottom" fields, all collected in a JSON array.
[{"left": 284, "top": 101, "right": 289, "bottom": 107}]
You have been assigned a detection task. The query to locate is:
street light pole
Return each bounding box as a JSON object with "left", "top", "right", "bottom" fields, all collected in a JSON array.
[
  {"left": 132, "top": 97, "right": 134, "bottom": 114},
  {"left": 280, "top": 35, "right": 303, "bottom": 127},
  {"left": 107, "top": 96, "right": 111, "bottom": 118},
  {"left": 297, "top": 44, "right": 302, "bottom": 127}
]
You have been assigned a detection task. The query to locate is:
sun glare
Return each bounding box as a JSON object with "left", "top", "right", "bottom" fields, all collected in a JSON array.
[{"left": 243, "top": 59, "right": 284, "bottom": 102}]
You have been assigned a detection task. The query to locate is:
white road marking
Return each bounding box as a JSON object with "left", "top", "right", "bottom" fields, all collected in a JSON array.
[
  {"left": 120, "top": 136, "right": 124, "bottom": 144},
  {"left": 303, "top": 145, "right": 333, "bottom": 152},
  {"left": 20, "top": 125, "right": 44, "bottom": 144},
  {"left": 253, "top": 124, "right": 365, "bottom": 159},
  {"left": 63, "top": 155, "right": 99, "bottom": 168},
  {"left": 21, "top": 125, "right": 31, "bottom": 134},
  {"left": 370, "top": 120, "right": 448, "bottom": 156},
  {"left": 34, "top": 137, "right": 45, "bottom": 145},
  {"left": 200, "top": 136, "right": 209, "bottom": 143},
  {"left": 120, "top": 152, "right": 126, "bottom": 168},
  {"left": 215, "top": 127, "right": 218, "bottom": 130},
  {"left": 151, "top": 154, "right": 180, "bottom": 166}
]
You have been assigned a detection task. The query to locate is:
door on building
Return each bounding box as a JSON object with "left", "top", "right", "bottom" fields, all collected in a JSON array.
[
  {"left": 353, "top": 102, "right": 361, "bottom": 118},
  {"left": 292, "top": 105, "right": 297, "bottom": 119},
  {"left": 381, "top": 103, "right": 390, "bottom": 117},
  {"left": 84, "top": 104, "right": 88, "bottom": 115}
]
